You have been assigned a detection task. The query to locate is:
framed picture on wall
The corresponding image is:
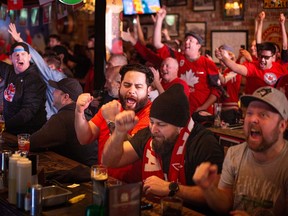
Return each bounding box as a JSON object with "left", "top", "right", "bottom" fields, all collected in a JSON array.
[
  {"left": 165, "top": 0, "right": 187, "bottom": 7},
  {"left": 211, "top": 30, "right": 248, "bottom": 62},
  {"left": 263, "top": 0, "right": 288, "bottom": 9},
  {"left": 185, "top": 22, "right": 206, "bottom": 46},
  {"left": 163, "top": 14, "right": 179, "bottom": 37},
  {"left": 193, "top": 0, "right": 215, "bottom": 11}
]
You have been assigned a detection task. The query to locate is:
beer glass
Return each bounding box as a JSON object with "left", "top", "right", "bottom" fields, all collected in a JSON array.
[{"left": 91, "top": 165, "right": 108, "bottom": 206}]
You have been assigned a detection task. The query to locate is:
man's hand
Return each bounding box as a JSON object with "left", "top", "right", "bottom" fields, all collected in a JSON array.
[
  {"left": 101, "top": 100, "right": 121, "bottom": 122},
  {"left": 8, "top": 23, "right": 23, "bottom": 42},
  {"left": 155, "top": 8, "right": 167, "bottom": 22},
  {"left": 256, "top": 11, "right": 265, "bottom": 22},
  {"left": 121, "top": 28, "right": 137, "bottom": 45},
  {"left": 239, "top": 49, "right": 253, "bottom": 62},
  {"left": 193, "top": 162, "right": 218, "bottom": 190},
  {"left": 143, "top": 176, "right": 170, "bottom": 196},
  {"left": 279, "top": 13, "right": 285, "bottom": 24},
  {"left": 76, "top": 93, "right": 93, "bottom": 114},
  {"left": 215, "top": 48, "right": 229, "bottom": 60},
  {"left": 150, "top": 67, "right": 161, "bottom": 84},
  {"left": 114, "top": 110, "right": 138, "bottom": 134}
]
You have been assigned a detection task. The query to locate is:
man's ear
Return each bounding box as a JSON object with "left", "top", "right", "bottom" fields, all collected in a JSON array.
[
  {"left": 147, "top": 85, "right": 153, "bottom": 93},
  {"left": 280, "top": 118, "right": 288, "bottom": 133}
]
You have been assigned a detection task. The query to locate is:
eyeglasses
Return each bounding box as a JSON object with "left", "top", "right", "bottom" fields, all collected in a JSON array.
[{"left": 259, "top": 55, "right": 273, "bottom": 60}]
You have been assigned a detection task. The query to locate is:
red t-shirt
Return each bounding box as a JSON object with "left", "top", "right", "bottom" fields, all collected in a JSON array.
[
  {"left": 91, "top": 100, "right": 151, "bottom": 183},
  {"left": 221, "top": 69, "right": 242, "bottom": 110},
  {"left": 157, "top": 45, "right": 221, "bottom": 114},
  {"left": 243, "top": 61, "right": 287, "bottom": 94}
]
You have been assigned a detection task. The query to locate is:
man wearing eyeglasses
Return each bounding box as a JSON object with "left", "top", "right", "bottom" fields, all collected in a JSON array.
[{"left": 215, "top": 42, "right": 287, "bottom": 94}]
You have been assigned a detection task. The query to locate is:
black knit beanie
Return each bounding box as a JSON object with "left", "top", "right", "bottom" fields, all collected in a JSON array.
[{"left": 150, "top": 84, "right": 190, "bottom": 127}]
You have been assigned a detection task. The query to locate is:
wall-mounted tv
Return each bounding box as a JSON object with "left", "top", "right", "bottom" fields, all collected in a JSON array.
[{"left": 122, "top": 0, "right": 161, "bottom": 15}]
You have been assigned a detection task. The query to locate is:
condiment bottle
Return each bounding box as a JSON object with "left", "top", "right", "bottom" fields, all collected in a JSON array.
[
  {"left": 8, "top": 153, "right": 21, "bottom": 204},
  {"left": 16, "top": 159, "right": 31, "bottom": 209}
]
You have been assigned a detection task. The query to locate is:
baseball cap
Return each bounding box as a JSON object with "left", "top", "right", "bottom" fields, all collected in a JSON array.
[
  {"left": 241, "top": 86, "right": 288, "bottom": 120},
  {"left": 48, "top": 78, "right": 83, "bottom": 102},
  {"left": 219, "top": 44, "right": 234, "bottom": 52},
  {"left": 185, "top": 31, "right": 203, "bottom": 45},
  {"left": 10, "top": 42, "right": 30, "bottom": 55}
]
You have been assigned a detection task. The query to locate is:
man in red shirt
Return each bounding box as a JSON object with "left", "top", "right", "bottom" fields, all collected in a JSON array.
[
  {"left": 216, "top": 42, "right": 287, "bottom": 94},
  {"left": 151, "top": 57, "right": 190, "bottom": 98},
  {"left": 75, "top": 64, "right": 154, "bottom": 183},
  {"left": 153, "top": 8, "right": 223, "bottom": 114}
]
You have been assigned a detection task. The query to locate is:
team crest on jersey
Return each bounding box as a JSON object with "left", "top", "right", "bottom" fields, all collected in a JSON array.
[
  {"left": 4, "top": 83, "right": 16, "bottom": 102},
  {"left": 179, "top": 60, "right": 185, "bottom": 67},
  {"left": 264, "top": 73, "right": 277, "bottom": 85},
  {"left": 180, "top": 69, "right": 199, "bottom": 87}
]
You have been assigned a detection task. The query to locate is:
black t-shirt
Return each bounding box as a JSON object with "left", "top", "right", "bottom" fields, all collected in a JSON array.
[{"left": 130, "top": 123, "right": 224, "bottom": 185}]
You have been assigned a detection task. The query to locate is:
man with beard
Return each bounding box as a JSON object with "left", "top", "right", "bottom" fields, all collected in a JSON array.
[
  {"left": 102, "top": 84, "right": 224, "bottom": 213},
  {"left": 216, "top": 42, "right": 287, "bottom": 94},
  {"left": 75, "top": 64, "right": 153, "bottom": 183},
  {"left": 0, "top": 42, "right": 46, "bottom": 135},
  {"left": 193, "top": 86, "right": 288, "bottom": 216}
]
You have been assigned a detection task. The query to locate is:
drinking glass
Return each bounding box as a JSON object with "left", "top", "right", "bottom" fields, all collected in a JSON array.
[
  {"left": 0, "top": 115, "right": 5, "bottom": 143},
  {"left": 17, "top": 133, "right": 30, "bottom": 153},
  {"left": 91, "top": 165, "right": 108, "bottom": 206}
]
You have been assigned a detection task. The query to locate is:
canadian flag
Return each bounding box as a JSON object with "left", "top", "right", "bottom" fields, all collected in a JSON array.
[{"left": 8, "top": 0, "right": 23, "bottom": 10}]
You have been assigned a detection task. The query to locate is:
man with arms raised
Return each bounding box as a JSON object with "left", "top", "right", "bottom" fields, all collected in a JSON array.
[
  {"left": 153, "top": 8, "right": 223, "bottom": 114},
  {"left": 75, "top": 64, "right": 153, "bottom": 182},
  {"left": 102, "top": 84, "right": 224, "bottom": 213},
  {"left": 193, "top": 86, "right": 288, "bottom": 216},
  {"left": 0, "top": 42, "right": 46, "bottom": 135}
]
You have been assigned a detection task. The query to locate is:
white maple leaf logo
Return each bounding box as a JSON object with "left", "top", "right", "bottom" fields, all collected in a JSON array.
[{"left": 180, "top": 69, "right": 199, "bottom": 87}]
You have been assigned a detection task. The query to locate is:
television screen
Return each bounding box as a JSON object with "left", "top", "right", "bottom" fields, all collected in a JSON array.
[{"left": 122, "top": 0, "right": 161, "bottom": 15}]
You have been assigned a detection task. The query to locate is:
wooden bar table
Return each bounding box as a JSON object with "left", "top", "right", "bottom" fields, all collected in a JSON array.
[{"left": 0, "top": 133, "right": 204, "bottom": 216}]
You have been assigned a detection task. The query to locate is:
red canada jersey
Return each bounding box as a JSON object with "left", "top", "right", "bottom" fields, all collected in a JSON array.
[
  {"left": 243, "top": 61, "right": 287, "bottom": 94},
  {"left": 220, "top": 69, "right": 242, "bottom": 110},
  {"left": 157, "top": 45, "right": 221, "bottom": 114},
  {"left": 91, "top": 100, "right": 151, "bottom": 183}
]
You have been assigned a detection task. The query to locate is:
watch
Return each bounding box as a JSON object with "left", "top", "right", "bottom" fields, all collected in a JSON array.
[
  {"left": 107, "top": 120, "right": 115, "bottom": 134},
  {"left": 168, "top": 182, "right": 179, "bottom": 197}
]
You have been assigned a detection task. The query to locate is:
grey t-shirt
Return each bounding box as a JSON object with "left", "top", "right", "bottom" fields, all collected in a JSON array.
[{"left": 219, "top": 141, "right": 288, "bottom": 216}]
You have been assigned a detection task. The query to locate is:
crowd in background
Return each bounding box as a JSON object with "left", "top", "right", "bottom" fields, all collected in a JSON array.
[{"left": 0, "top": 8, "right": 287, "bottom": 216}]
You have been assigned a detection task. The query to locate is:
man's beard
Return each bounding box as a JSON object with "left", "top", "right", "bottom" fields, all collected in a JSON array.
[
  {"left": 119, "top": 93, "right": 148, "bottom": 113},
  {"left": 152, "top": 133, "right": 179, "bottom": 156}
]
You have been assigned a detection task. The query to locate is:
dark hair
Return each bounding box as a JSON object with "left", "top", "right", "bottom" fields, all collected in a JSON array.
[
  {"left": 119, "top": 64, "right": 154, "bottom": 86},
  {"left": 43, "top": 52, "right": 61, "bottom": 69},
  {"left": 49, "top": 34, "right": 61, "bottom": 42},
  {"left": 52, "top": 45, "right": 69, "bottom": 63},
  {"left": 258, "top": 42, "right": 276, "bottom": 55}
]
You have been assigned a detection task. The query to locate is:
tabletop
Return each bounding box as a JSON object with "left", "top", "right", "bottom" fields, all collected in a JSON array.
[
  {"left": 208, "top": 126, "right": 245, "bottom": 140},
  {"left": 0, "top": 133, "right": 204, "bottom": 216}
]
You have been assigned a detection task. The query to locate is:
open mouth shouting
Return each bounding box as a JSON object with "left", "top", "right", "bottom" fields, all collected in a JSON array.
[
  {"left": 246, "top": 126, "right": 262, "bottom": 143},
  {"left": 125, "top": 96, "right": 137, "bottom": 109}
]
